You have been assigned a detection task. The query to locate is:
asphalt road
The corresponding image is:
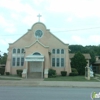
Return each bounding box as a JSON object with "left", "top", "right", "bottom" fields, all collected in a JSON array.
[{"left": 0, "top": 87, "right": 99, "bottom": 100}]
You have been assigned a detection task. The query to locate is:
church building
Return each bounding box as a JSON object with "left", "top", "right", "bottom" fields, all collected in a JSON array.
[{"left": 5, "top": 20, "right": 72, "bottom": 78}]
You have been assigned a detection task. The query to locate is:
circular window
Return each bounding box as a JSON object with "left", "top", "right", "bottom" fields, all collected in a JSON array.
[{"left": 35, "top": 30, "right": 43, "bottom": 38}]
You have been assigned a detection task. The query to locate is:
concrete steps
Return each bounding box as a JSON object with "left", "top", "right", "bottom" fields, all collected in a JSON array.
[{"left": 28, "top": 72, "right": 42, "bottom": 78}]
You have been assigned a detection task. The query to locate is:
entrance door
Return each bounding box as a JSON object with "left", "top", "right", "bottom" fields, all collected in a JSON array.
[
  {"left": 29, "top": 62, "right": 42, "bottom": 78},
  {"left": 30, "top": 62, "right": 42, "bottom": 72}
]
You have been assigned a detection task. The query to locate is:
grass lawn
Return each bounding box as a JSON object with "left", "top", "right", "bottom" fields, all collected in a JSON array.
[
  {"left": 0, "top": 78, "right": 21, "bottom": 80},
  {"left": 0, "top": 75, "right": 22, "bottom": 80},
  {"left": 44, "top": 76, "right": 98, "bottom": 82}
]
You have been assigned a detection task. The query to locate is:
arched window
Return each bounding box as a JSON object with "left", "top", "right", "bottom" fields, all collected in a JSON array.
[
  {"left": 61, "top": 49, "right": 64, "bottom": 54},
  {"left": 57, "top": 49, "right": 60, "bottom": 54},
  {"left": 21, "top": 49, "right": 24, "bottom": 53},
  {"left": 13, "top": 49, "right": 16, "bottom": 53},
  {"left": 17, "top": 49, "right": 20, "bottom": 53},
  {"left": 52, "top": 49, "right": 55, "bottom": 54},
  {"left": 33, "top": 52, "right": 41, "bottom": 55}
]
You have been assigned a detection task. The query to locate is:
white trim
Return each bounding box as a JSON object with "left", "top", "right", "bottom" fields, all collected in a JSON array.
[
  {"left": 25, "top": 54, "right": 44, "bottom": 62},
  {"left": 25, "top": 40, "right": 49, "bottom": 48}
]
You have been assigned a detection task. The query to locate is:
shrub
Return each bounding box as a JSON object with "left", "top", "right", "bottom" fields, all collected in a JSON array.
[
  {"left": 69, "top": 68, "right": 78, "bottom": 76},
  {"left": 48, "top": 69, "right": 56, "bottom": 78},
  {"left": 93, "top": 72, "right": 95, "bottom": 77},
  {"left": 72, "top": 68, "right": 78, "bottom": 73},
  {"left": 69, "top": 72, "right": 78, "bottom": 76},
  {"left": 61, "top": 71, "right": 67, "bottom": 76},
  {"left": 6, "top": 72, "right": 10, "bottom": 75},
  {"left": 16, "top": 69, "right": 23, "bottom": 77},
  {"left": 0, "top": 68, "right": 5, "bottom": 75}
]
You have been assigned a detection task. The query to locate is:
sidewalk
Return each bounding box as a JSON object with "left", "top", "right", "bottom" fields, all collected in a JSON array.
[
  {"left": 39, "top": 81, "right": 100, "bottom": 88},
  {"left": 0, "top": 79, "right": 100, "bottom": 88}
]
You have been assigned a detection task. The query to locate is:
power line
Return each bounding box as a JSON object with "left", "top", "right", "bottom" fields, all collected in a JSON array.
[
  {"left": 0, "top": 26, "right": 100, "bottom": 36},
  {"left": 53, "top": 27, "right": 100, "bottom": 33}
]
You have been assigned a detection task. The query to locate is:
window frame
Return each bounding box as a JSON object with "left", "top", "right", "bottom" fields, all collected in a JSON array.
[
  {"left": 21, "top": 49, "right": 24, "bottom": 53},
  {"left": 17, "top": 57, "right": 20, "bottom": 66},
  {"left": 12, "top": 57, "right": 16, "bottom": 66},
  {"left": 17, "top": 49, "right": 20, "bottom": 54},
  {"left": 57, "top": 58, "right": 60, "bottom": 67},
  {"left": 21, "top": 57, "right": 24, "bottom": 66},
  {"left": 52, "top": 58, "right": 55, "bottom": 67},
  {"left": 61, "top": 49, "right": 64, "bottom": 54},
  {"left": 13, "top": 49, "right": 16, "bottom": 54},
  {"left": 57, "top": 49, "right": 60, "bottom": 54},
  {"left": 52, "top": 49, "right": 55, "bottom": 54},
  {"left": 61, "top": 58, "right": 64, "bottom": 67}
]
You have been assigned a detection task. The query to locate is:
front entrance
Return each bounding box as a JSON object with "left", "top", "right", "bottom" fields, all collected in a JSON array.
[
  {"left": 25, "top": 52, "right": 44, "bottom": 78},
  {"left": 28, "top": 62, "right": 43, "bottom": 78}
]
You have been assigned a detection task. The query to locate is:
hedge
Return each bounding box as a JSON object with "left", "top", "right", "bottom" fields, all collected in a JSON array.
[
  {"left": 69, "top": 68, "right": 78, "bottom": 76},
  {"left": 0, "top": 67, "right": 5, "bottom": 75},
  {"left": 61, "top": 71, "right": 67, "bottom": 76},
  {"left": 48, "top": 69, "right": 56, "bottom": 78},
  {"left": 6, "top": 72, "right": 10, "bottom": 75},
  {"left": 16, "top": 69, "right": 23, "bottom": 77}
]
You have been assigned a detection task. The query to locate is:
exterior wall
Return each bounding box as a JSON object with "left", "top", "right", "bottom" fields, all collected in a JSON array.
[
  {"left": 5, "top": 22, "right": 70, "bottom": 76},
  {"left": 25, "top": 42, "right": 50, "bottom": 71}
]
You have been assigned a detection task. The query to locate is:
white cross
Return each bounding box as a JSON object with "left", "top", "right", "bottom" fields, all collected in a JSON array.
[{"left": 37, "top": 14, "right": 42, "bottom": 22}]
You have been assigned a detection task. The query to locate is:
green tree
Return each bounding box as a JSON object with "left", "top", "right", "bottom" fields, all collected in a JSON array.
[
  {"left": 89, "top": 50, "right": 96, "bottom": 64},
  {"left": 0, "top": 53, "right": 7, "bottom": 64},
  {"left": 71, "top": 52, "right": 87, "bottom": 75}
]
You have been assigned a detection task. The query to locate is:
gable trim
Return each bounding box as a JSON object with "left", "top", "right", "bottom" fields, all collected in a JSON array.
[
  {"left": 49, "top": 30, "right": 69, "bottom": 46},
  {"left": 25, "top": 40, "right": 49, "bottom": 48}
]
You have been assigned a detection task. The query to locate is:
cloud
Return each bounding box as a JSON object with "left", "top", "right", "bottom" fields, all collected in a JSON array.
[
  {"left": 5, "top": 28, "right": 16, "bottom": 33},
  {"left": 0, "top": 15, "right": 8, "bottom": 27},
  {"left": 0, "top": 15, "right": 16, "bottom": 33},
  {"left": 0, "top": 0, "right": 43, "bottom": 26},
  {"left": 0, "top": 0, "right": 38, "bottom": 14},
  {"left": 70, "top": 34, "right": 100, "bottom": 46},
  {"left": 47, "top": 0, "right": 100, "bottom": 18},
  {"left": 66, "top": 17, "right": 73, "bottom": 22},
  {"left": 33, "top": 0, "right": 46, "bottom": 5},
  {"left": 11, "top": 13, "right": 20, "bottom": 20},
  {"left": 0, "top": 37, "right": 14, "bottom": 45},
  {"left": 89, "top": 35, "right": 100, "bottom": 43},
  {"left": 22, "top": 13, "right": 45, "bottom": 26}
]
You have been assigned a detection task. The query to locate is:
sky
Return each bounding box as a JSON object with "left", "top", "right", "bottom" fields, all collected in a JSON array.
[{"left": 0, "top": 0, "right": 100, "bottom": 54}]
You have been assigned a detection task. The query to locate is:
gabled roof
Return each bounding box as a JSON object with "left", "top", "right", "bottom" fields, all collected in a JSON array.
[
  {"left": 49, "top": 31, "right": 69, "bottom": 45},
  {"left": 31, "top": 22, "right": 47, "bottom": 29},
  {"left": 25, "top": 39, "right": 49, "bottom": 48},
  {"left": 69, "top": 53, "right": 91, "bottom": 59},
  {"left": 94, "top": 60, "right": 100, "bottom": 64},
  {"left": 9, "top": 22, "right": 69, "bottom": 46},
  {"left": 32, "top": 22, "right": 69, "bottom": 45},
  {"left": 0, "top": 64, "right": 6, "bottom": 67}
]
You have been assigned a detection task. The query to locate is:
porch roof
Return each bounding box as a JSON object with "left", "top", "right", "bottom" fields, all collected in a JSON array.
[{"left": 25, "top": 55, "right": 44, "bottom": 62}]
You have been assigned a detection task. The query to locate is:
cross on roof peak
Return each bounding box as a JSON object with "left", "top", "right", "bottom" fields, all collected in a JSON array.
[{"left": 37, "top": 14, "right": 42, "bottom": 22}]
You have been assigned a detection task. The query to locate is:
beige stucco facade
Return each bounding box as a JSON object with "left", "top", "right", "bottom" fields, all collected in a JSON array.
[{"left": 5, "top": 22, "right": 71, "bottom": 78}]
